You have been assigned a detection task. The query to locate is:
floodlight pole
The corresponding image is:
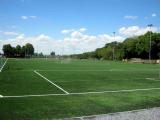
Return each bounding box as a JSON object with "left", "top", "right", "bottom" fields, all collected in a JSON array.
[
  {"left": 37, "top": 44, "right": 38, "bottom": 58},
  {"left": 0, "top": 54, "right": 1, "bottom": 67},
  {"left": 25, "top": 44, "right": 26, "bottom": 59},
  {"left": 159, "top": 63, "right": 160, "bottom": 79},
  {"left": 147, "top": 24, "right": 153, "bottom": 64},
  {"left": 113, "top": 32, "right": 115, "bottom": 61}
]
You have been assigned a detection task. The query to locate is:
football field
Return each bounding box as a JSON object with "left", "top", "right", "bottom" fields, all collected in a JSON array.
[{"left": 0, "top": 58, "right": 160, "bottom": 119}]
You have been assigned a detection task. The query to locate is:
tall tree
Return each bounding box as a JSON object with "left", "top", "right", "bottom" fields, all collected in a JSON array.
[
  {"left": 50, "top": 51, "right": 55, "bottom": 57},
  {"left": 75, "top": 32, "right": 160, "bottom": 60},
  {"left": 25, "top": 43, "right": 34, "bottom": 57},
  {"left": 2, "top": 43, "right": 35, "bottom": 58},
  {"left": 15, "top": 45, "right": 21, "bottom": 57},
  {"left": 20, "top": 46, "right": 26, "bottom": 57},
  {"left": 2, "top": 44, "right": 13, "bottom": 57}
]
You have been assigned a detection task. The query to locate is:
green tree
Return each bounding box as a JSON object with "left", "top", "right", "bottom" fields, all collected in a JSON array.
[
  {"left": 25, "top": 43, "right": 34, "bottom": 57},
  {"left": 50, "top": 51, "right": 55, "bottom": 56},
  {"left": 2, "top": 44, "right": 13, "bottom": 57},
  {"left": 75, "top": 32, "right": 160, "bottom": 60},
  {"left": 15, "top": 45, "right": 21, "bottom": 57}
]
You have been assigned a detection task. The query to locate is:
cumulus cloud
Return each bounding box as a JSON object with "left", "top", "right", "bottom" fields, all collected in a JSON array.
[
  {"left": 119, "top": 26, "right": 158, "bottom": 36},
  {"left": 3, "top": 32, "right": 19, "bottom": 36},
  {"left": 0, "top": 31, "right": 20, "bottom": 36},
  {"left": 61, "top": 28, "right": 86, "bottom": 34},
  {"left": 61, "top": 29, "right": 74, "bottom": 34},
  {"left": 21, "top": 15, "right": 37, "bottom": 20},
  {"left": 0, "top": 28, "right": 124, "bottom": 55},
  {"left": 79, "top": 28, "right": 87, "bottom": 32},
  {"left": 152, "top": 13, "right": 157, "bottom": 17},
  {"left": 124, "top": 15, "right": 138, "bottom": 20},
  {"left": 21, "top": 16, "right": 28, "bottom": 20}
]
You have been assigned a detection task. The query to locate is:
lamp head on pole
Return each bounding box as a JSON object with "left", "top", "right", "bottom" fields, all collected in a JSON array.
[{"left": 148, "top": 24, "right": 153, "bottom": 27}]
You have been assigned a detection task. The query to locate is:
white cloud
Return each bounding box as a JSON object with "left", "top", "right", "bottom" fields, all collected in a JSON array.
[
  {"left": 0, "top": 31, "right": 20, "bottom": 36},
  {"left": 61, "top": 29, "right": 74, "bottom": 34},
  {"left": 21, "top": 15, "right": 37, "bottom": 20},
  {"left": 124, "top": 15, "right": 138, "bottom": 20},
  {"left": 152, "top": 13, "right": 157, "bottom": 17},
  {"left": 79, "top": 28, "right": 87, "bottom": 32},
  {"left": 119, "top": 26, "right": 158, "bottom": 37},
  {"left": 61, "top": 28, "right": 86, "bottom": 34},
  {"left": 21, "top": 16, "right": 28, "bottom": 20},
  {"left": 0, "top": 28, "right": 124, "bottom": 55},
  {"left": 1, "top": 26, "right": 159, "bottom": 54},
  {"left": 71, "top": 31, "right": 83, "bottom": 38}
]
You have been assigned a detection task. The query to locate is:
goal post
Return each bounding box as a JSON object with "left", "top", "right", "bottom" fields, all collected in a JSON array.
[
  {"left": 0, "top": 54, "right": 6, "bottom": 69},
  {"left": 0, "top": 54, "right": 3, "bottom": 68}
]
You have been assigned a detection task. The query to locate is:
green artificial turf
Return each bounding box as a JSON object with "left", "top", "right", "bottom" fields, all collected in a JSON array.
[{"left": 0, "top": 58, "right": 160, "bottom": 120}]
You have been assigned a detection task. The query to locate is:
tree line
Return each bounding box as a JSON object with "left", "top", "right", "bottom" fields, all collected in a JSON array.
[
  {"left": 3, "top": 43, "right": 34, "bottom": 58},
  {"left": 72, "top": 32, "right": 160, "bottom": 60}
]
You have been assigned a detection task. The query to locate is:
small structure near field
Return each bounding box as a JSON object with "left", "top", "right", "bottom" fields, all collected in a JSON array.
[
  {"left": 123, "top": 58, "right": 160, "bottom": 64},
  {"left": 130, "top": 58, "right": 142, "bottom": 63},
  {"left": 156, "top": 60, "right": 160, "bottom": 64}
]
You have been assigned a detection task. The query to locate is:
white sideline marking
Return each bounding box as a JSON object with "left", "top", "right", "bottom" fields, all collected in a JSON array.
[
  {"left": 0, "top": 58, "right": 8, "bottom": 72},
  {"left": 3, "top": 93, "right": 66, "bottom": 98},
  {"left": 146, "top": 78, "right": 155, "bottom": 80},
  {"left": 146, "top": 78, "right": 160, "bottom": 81},
  {"left": 34, "top": 70, "right": 69, "bottom": 94},
  {"left": 2, "top": 87, "right": 160, "bottom": 98},
  {"left": 36, "top": 69, "right": 160, "bottom": 72},
  {"left": 0, "top": 95, "right": 3, "bottom": 98},
  {"left": 70, "top": 87, "right": 160, "bottom": 95}
]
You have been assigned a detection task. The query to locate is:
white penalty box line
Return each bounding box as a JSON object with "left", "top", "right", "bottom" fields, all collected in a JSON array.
[
  {"left": 34, "top": 70, "right": 69, "bottom": 94},
  {"left": 2, "top": 87, "right": 160, "bottom": 98},
  {"left": 0, "top": 58, "right": 8, "bottom": 72}
]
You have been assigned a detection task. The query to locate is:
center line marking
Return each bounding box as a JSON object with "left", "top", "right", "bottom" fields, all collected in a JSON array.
[{"left": 34, "top": 70, "right": 69, "bottom": 94}]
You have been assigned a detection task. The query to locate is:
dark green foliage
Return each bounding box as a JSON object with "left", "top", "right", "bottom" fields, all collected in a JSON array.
[
  {"left": 2, "top": 43, "right": 34, "bottom": 58},
  {"left": 25, "top": 43, "right": 34, "bottom": 57},
  {"left": 2, "top": 44, "right": 14, "bottom": 57},
  {"left": 50, "top": 51, "right": 55, "bottom": 56},
  {"left": 74, "top": 32, "right": 160, "bottom": 60},
  {"left": 15, "top": 45, "right": 21, "bottom": 57}
]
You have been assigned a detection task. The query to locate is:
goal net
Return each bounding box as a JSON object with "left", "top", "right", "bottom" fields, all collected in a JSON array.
[{"left": 0, "top": 54, "right": 6, "bottom": 69}]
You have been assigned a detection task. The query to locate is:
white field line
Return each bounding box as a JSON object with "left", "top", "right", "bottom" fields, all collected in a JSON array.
[
  {"left": 2, "top": 87, "right": 160, "bottom": 98},
  {"left": 4, "top": 69, "right": 159, "bottom": 72},
  {"left": 0, "top": 58, "right": 8, "bottom": 72},
  {"left": 3, "top": 93, "right": 67, "bottom": 98},
  {"left": 36, "top": 69, "right": 159, "bottom": 72},
  {"left": 34, "top": 70, "right": 69, "bottom": 94},
  {"left": 146, "top": 78, "right": 160, "bottom": 81},
  {"left": 70, "top": 87, "right": 160, "bottom": 95},
  {"left": 146, "top": 78, "right": 155, "bottom": 80}
]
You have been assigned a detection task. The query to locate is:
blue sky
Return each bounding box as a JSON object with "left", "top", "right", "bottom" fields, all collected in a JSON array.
[{"left": 0, "top": 0, "right": 160, "bottom": 54}]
